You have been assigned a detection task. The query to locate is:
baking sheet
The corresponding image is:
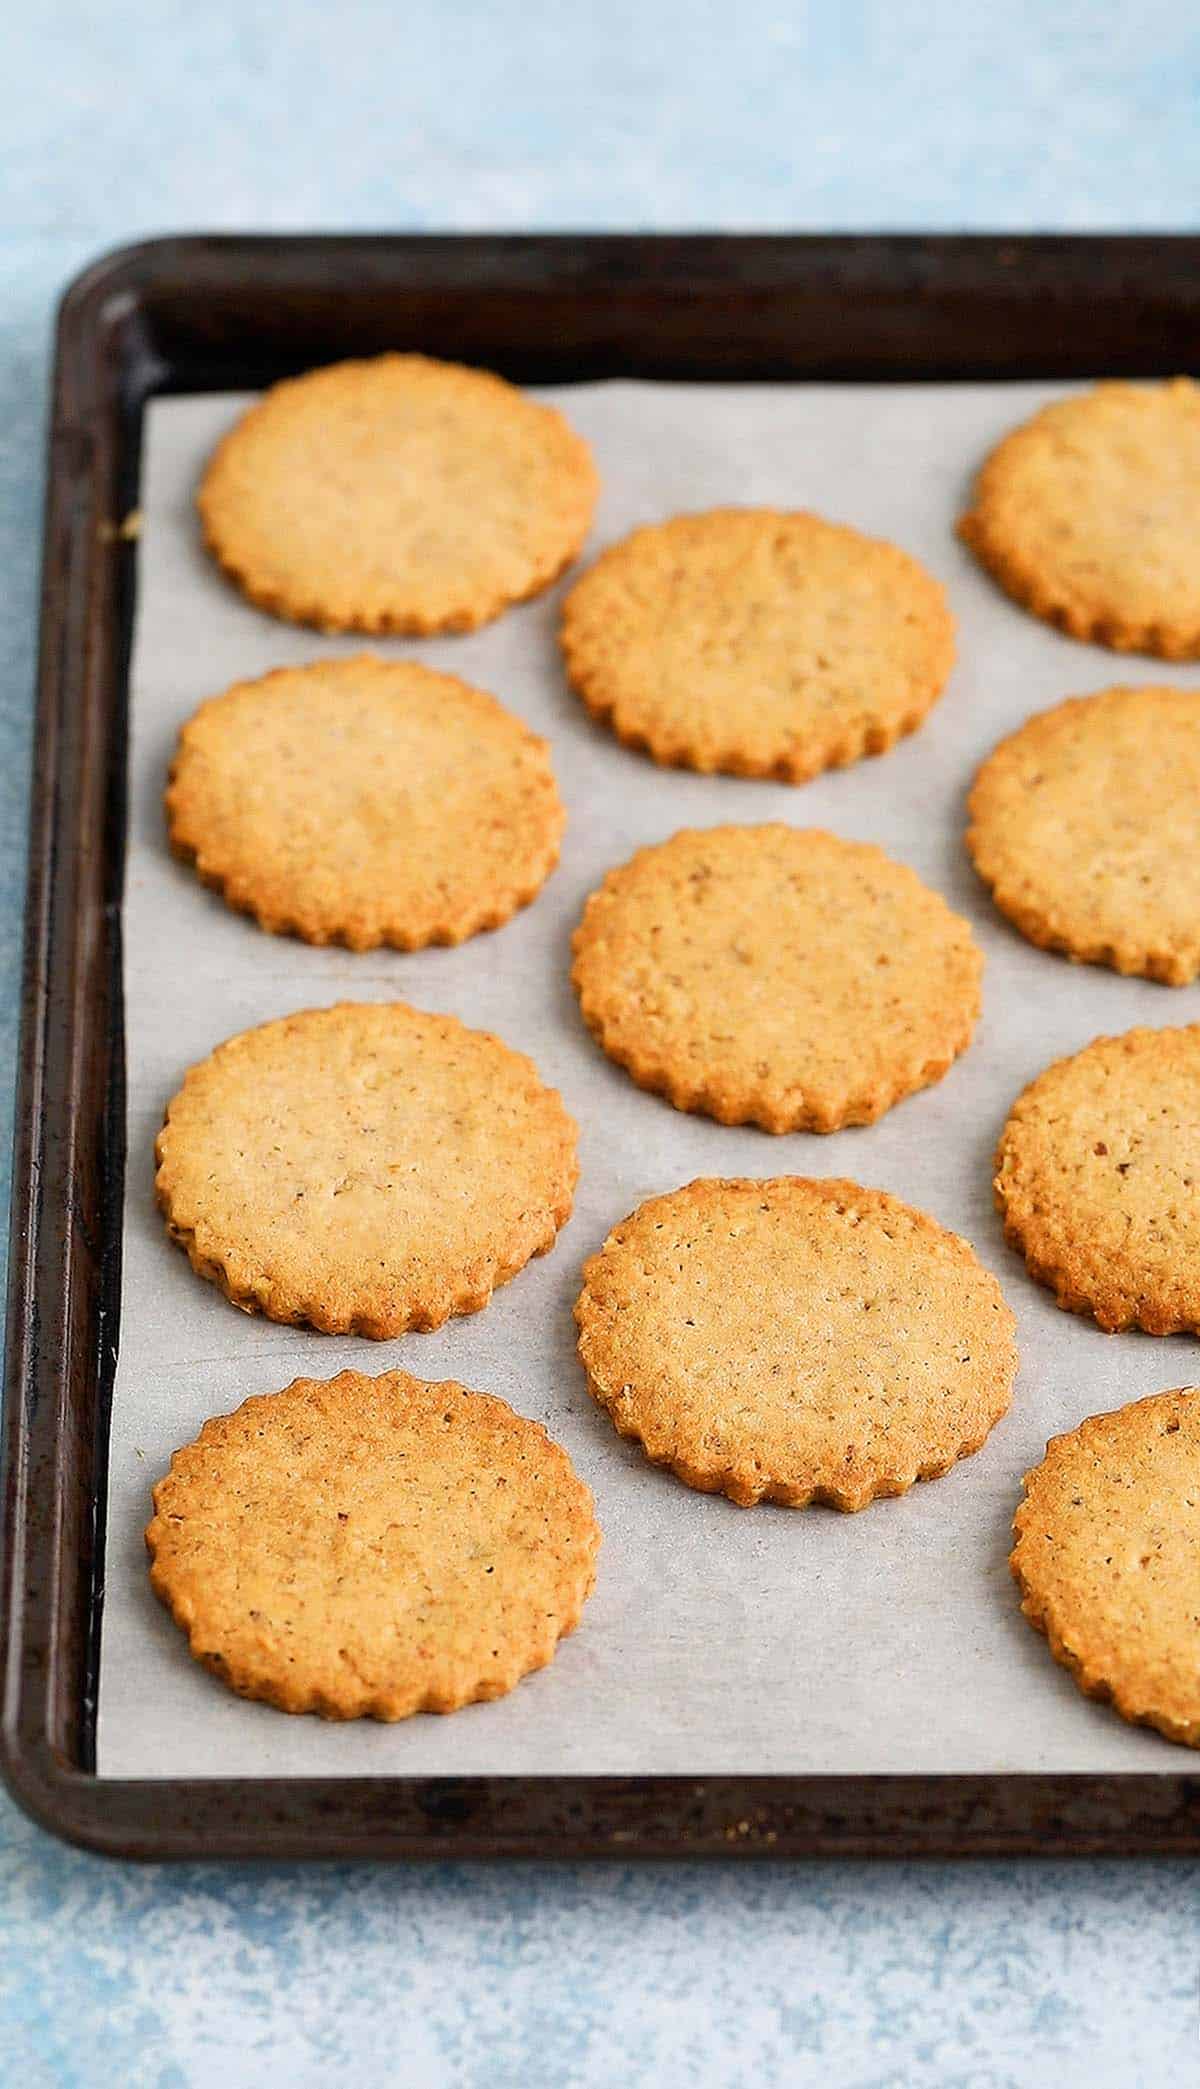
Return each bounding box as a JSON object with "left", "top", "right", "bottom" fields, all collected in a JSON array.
[{"left": 98, "top": 380, "right": 1200, "bottom": 1779}]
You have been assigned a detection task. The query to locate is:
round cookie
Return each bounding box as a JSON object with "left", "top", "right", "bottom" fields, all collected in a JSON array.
[
  {"left": 575, "top": 1177, "right": 1017, "bottom": 1509},
  {"left": 968, "top": 685, "right": 1200, "bottom": 984},
  {"left": 1011, "top": 1389, "right": 1200, "bottom": 1748},
  {"left": 995, "top": 1026, "right": 1200, "bottom": 1333},
  {"left": 959, "top": 380, "right": 1200, "bottom": 657},
  {"left": 166, "top": 655, "right": 565, "bottom": 950},
  {"left": 561, "top": 507, "right": 955, "bottom": 781},
  {"left": 571, "top": 825, "right": 982, "bottom": 1132},
  {"left": 146, "top": 1369, "right": 600, "bottom": 1720},
  {"left": 198, "top": 354, "right": 598, "bottom": 634},
  {"left": 155, "top": 1002, "right": 578, "bottom": 1337}
]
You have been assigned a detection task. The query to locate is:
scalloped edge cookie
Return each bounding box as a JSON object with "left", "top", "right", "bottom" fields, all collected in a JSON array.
[
  {"left": 561, "top": 507, "right": 955, "bottom": 781},
  {"left": 147, "top": 1369, "right": 600, "bottom": 1720},
  {"left": 958, "top": 379, "right": 1200, "bottom": 658},
  {"left": 967, "top": 685, "right": 1200, "bottom": 986},
  {"left": 1012, "top": 1388, "right": 1200, "bottom": 1749},
  {"left": 575, "top": 1177, "right": 1017, "bottom": 1509},
  {"left": 155, "top": 1002, "right": 578, "bottom": 1338},
  {"left": 994, "top": 1026, "right": 1200, "bottom": 1334},
  {"left": 571, "top": 825, "right": 982, "bottom": 1133},
  {"left": 198, "top": 353, "right": 599, "bottom": 634},
  {"left": 165, "top": 655, "right": 566, "bottom": 951}
]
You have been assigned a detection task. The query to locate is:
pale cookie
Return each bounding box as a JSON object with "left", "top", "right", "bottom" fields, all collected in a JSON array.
[
  {"left": 155, "top": 1002, "right": 578, "bottom": 1337},
  {"left": 166, "top": 655, "right": 565, "bottom": 950},
  {"left": 146, "top": 1368, "right": 600, "bottom": 1720},
  {"left": 968, "top": 686, "right": 1200, "bottom": 985},
  {"left": 198, "top": 354, "right": 598, "bottom": 634},
  {"left": 561, "top": 507, "right": 955, "bottom": 780},
  {"left": 575, "top": 1177, "right": 1016, "bottom": 1509},
  {"left": 571, "top": 825, "right": 982, "bottom": 1132},
  {"left": 995, "top": 1027, "right": 1200, "bottom": 1333},
  {"left": 959, "top": 380, "right": 1200, "bottom": 657},
  {"left": 1012, "top": 1389, "right": 1200, "bottom": 1749}
]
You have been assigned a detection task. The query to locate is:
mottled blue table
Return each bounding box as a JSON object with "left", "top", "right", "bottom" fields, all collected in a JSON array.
[{"left": 3, "top": 5, "right": 1198, "bottom": 2081}]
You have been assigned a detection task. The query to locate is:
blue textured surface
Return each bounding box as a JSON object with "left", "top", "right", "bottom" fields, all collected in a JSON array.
[{"left": 3, "top": 4, "right": 1200, "bottom": 2081}]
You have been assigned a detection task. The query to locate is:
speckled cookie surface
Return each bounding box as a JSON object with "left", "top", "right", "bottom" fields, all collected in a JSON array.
[
  {"left": 197, "top": 354, "right": 599, "bottom": 634},
  {"left": 560, "top": 507, "right": 955, "bottom": 780},
  {"left": 155, "top": 1002, "right": 578, "bottom": 1337},
  {"left": 968, "top": 685, "right": 1200, "bottom": 984},
  {"left": 995, "top": 1027, "right": 1200, "bottom": 1333},
  {"left": 575, "top": 1177, "right": 1017, "bottom": 1509},
  {"left": 146, "top": 1369, "right": 600, "bottom": 1720},
  {"left": 166, "top": 655, "right": 565, "bottom": 949},
  {"left": 959, "top": 380, "right": 1200, "bottom": 657},
  {"left": 1012, "top": 1389, "right": 1200, "bottom": 1748},
  {"left": 571, "top": 825, "right": 982, "bottom": 1132}
]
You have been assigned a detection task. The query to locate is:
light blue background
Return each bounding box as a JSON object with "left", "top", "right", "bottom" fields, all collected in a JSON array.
[{"left": 3, "top": 5, "right": 1199, "bottom": 2082}]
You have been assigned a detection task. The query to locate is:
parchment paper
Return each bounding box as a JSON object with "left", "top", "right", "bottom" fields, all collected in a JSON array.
[{"left": 98, "top": 380, "right": 1200, "bottom": 1779}]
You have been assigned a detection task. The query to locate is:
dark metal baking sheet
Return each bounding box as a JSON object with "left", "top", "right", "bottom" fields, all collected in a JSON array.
[{"left": 5, "top": 234, "right": 1200, "bottom": 1857}]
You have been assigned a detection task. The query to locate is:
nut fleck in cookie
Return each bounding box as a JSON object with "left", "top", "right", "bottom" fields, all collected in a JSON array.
[
  {"left": 156, "top": 1003, "right": 578, "bottom": 1337},
  {"left": 959, "top": 380, "right": 1200, "bottom": 657},
  {"left": 146, "top": 1369, "right": 600, "bottom": 1720},
  {"left": 575, "top": 1178, "right": 1016, "bottom": 1509},
  {"left": 561, "top": 508, "right": 955, "bottom": 780},
  {"left": 166, "top": 655, "right": 565, "bottom": 950},
  {"left": 198, "top": 354, "right": 598, "bottom": 634},
  {"left": 571, "top": 825, "right": 982, "bottom": 1132},
  {"left": 968, "top": 686, "right": 1200, "bottom": 985},
  {"left": 995, "top": 1027, "right": 1200, "bottom": 1333},
  {"left": 1011, "top": 1389, "right": 1200, "bottom": 1748}
]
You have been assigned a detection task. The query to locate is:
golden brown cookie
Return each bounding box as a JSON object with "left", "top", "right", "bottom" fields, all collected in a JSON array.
[
  {"left": 959, "top": 380, "right": 1200, "bottom": 657},
  {"left": 575, "top": 1177, "right": 1017, "bottom": 1509},
  {"left": 146, "top": 1368, "right": 600, "bottom": 1719},
  {"left": 166, "top": 655, "right": 565, "bottom": 950},
  {"left": 198, "top": 354, "right": 598, "bottom": 634},
  {"left": 571, "top": 825, "right": 982, "bottom": 1132},
  {"left": 995, "top": 1026, "right": 1200, "bottom": 1333},
  {"left": 561, "top": 507, "right": 955, "bottom": 780},
  {"left": 155, "top": 1002, "right": 578, "bottom": 1337},
  {"left": 968, "top": 685, "right": 1200, "bottom": 985},
  {"left": 1011, "top": 1389, "right": 1200, "bottom": 1748}
]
